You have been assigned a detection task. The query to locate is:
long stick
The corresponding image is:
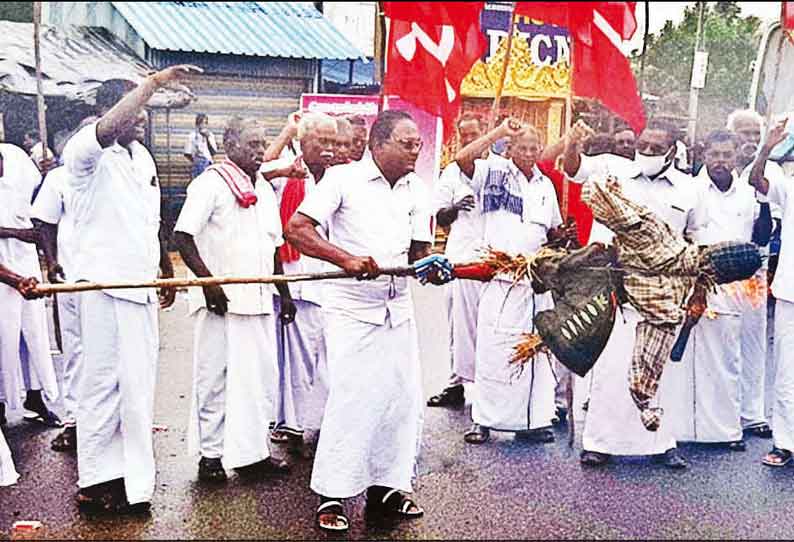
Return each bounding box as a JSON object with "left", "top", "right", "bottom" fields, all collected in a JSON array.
[
  {"left": 562, "top": 35, "right": 574, "bottom": 220},
  {"left": 33, "top": 2, "right": 62, "bottom": 352},
  {"left": 34, "top": 267, "right": 418, "bottom": 295},
  {"left": 489, "top": 4, "right": 517, "bottom": 131}
]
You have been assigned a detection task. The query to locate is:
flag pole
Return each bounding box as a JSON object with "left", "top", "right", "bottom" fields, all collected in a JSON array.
[
  {"left": 764, "top": 27, "right": 786, "bottom": 130},
  {"left": 489, "top": 4, "right": 517, "bottom": 131},
  {"left": 376, "top": 1, "right": 387, "bottom": 113}
]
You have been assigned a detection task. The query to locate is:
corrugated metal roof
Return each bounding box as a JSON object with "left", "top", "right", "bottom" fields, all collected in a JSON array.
[
  {"left": 111, "top": 2, "right": 364, "bottom": 60},
  {"left": 0, "top": 21, "right": 192, "bottom": 108}
]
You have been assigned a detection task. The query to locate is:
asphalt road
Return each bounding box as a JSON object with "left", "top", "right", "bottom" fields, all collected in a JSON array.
[{"left": 1, "top": 284, "right": 792, "bottom": 540}]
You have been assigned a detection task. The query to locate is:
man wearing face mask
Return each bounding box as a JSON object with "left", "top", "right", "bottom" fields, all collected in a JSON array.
[
  {"left": 560, "top": 118, "right": 702, "bottom": 469},
  {"left": 270, "top": 112, "right": 338, "bottom": 457},
  {"left": 664, "top": 130, "right": 770, "bottom": 450},
  {"left": 427, "top": 113, "right": 486, "bottom": 409},
  {"left": 727, "top": 109, "right": 781, "bottom": 440},
  {"left": 455, "top": 119, "right": 574, "bottom": 446}
]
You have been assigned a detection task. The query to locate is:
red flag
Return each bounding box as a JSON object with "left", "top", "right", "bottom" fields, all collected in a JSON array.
[
  {"left": 784, "top": 2, "right": 794, "bottom": 30},
  {"left": 515, "top": 2, "right": 645, "bottom": 134},
  {"left": 537, "top": 160, "right": 593, "bottom": 246},
  {"left": 383, "top": 2, "right": 487, "bottom": 140}
]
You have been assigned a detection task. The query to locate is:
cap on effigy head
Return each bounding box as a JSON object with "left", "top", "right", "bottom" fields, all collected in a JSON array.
[{"left": 700, "top": 241, "right": 762, "bottom": 284}]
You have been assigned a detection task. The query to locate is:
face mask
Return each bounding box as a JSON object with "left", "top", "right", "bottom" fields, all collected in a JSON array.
[{"left": 635, "top": 151, "right": 670, "bottom": 177}]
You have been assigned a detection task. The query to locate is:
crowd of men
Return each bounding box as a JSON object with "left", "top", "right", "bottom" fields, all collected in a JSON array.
[{"left": 0, "top": 64, "right": 792, "bottom": 533}]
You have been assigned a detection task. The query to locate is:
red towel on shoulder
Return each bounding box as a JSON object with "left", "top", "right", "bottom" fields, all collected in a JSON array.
[
  {"left": 208, "top": 160, "right": 258, "bottom": 208},
  {"left": 278, "top": 177, "right": 306, "bottom": 264}
]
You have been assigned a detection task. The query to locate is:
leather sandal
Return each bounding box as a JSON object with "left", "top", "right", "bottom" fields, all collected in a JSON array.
[
  {"left": 762, "top": 447, "right": 792, "bottom": 467},
  {"left": 51, "top": 426, "right": 77, "bottom": 452},
  {"left": 367, "top": 488, "right": 424, "bottom": 519},
  {"left": 515, "top": 428, "right": 555, "bottom": 443},
  {"left": 463, "top": 423, "right": 490, "bottom": 444},
  {"left": 198, "top": 457, "right": 227, "bottom": 483},
  {"left": 316, "top": 500, "right": 349, "bottom": 532},
  {"left": 580, "top": 450, "right": 611, "bottom": 467},
  {"left": 745, "top": 423, "right": 773, "bottom": 439},
  {"left": 427, "top": 385, "right": 465, "bottom": 407}
]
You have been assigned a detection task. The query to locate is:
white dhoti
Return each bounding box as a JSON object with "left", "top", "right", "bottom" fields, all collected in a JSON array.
[
  {"left": 448, "top": 279, "right": 481, "bottom": 385},
  {"left": 76, "top": 291, "right": 158, "bottom": 505},
  {"left": 772, "top": 299, "right": 794, "bottom": 452},
  {"left": 310, "top": 311, "right": 423, "bottom": 499},
  {"left": 273, "top": 296, "right": 328, "bottom": 435},
  {"left": 57, "top": 292, "right": 83, "bottom": 425},
  {"left": 739, "top": 272, "right": 769, "bottom": 429},
  {"left": 581, "top": 308, "right": 677, "bottom": 455},
  {"left": 0, "top": 281, "right": 58, "bottom": 410},
  {"left": 0, "top": 426, "right": 19, "bottom": 486},
  {"left": 188, "top": 309, "right": 276, "bottom": 469},
  {"left": 665, "top": 314, "right": 742, "bottom": 443},
  {"left": 472, "top": 281, "right": 556, "bottom": 431}
]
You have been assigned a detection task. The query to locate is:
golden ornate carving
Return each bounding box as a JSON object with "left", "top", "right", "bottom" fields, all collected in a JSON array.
[{"left": 461, "top": 30, "right": 571, "bottom": 99}]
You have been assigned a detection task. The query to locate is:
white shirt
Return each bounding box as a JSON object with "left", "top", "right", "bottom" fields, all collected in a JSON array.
[
  {"left": 690, "top": 168, "right": 760, "bottom": 314},
  {"left": 63, "top": 123, "right": 161, "bottom": 304},
  {"left": 273, "top": 161, "right": 335, "bottom": 306},
  {"left": 767, "top": 172, "right": 794, "bottom": 303},
  {"left": 30, "top": 141, "right": 54, "bottom": 168},
  {"left": 174, "top": 169, "right": 283, "bottom": 316},
  {"left": 473, "top": 155, "right": 562, "bottom": 267},
  {"left": 573, "top": 154, "right": 704, "bottom": 243},
  {"left": 433, "top": 161, "right": 485, "bottom": 262},
  {"left": 0, "top": 143, "right": 42, "bottom": 274},
  {"left": 183, "top": 130, "right": 217, "bottom": 162},
  {"left": 31, "top": 166, "right": 77, "bottom": 278},
  {"left": 297, "top": 156, "right": 433, "bottom": 326}
]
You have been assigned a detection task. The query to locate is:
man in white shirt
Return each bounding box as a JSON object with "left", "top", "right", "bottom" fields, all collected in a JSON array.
[
  {"left": 0, "top": 260, "right": 44, "bottom": 487},
  {"left": 270, "top": 112, "right": 337, "bottom": 457},
  {"left": 175, "top": 116, "right": 293, "bottom": 484},
  {"left": 427, "top": 113, "right": 486, "bottom": 408},
  {"left": 332, "top": 117, "right": 353, "bottom": 166},
  {"left": 23, "top": 130, "right": 54, "bottom": 171},
  {"left": 183, "top": 113, "right": 218, "bottom": 179},
  {"left": 665, "top": 130, "right": 769, "bottom": 450},
  {"left": 0, "top": 143, "right": 60, "bottom": 429},
  {"left": 727, "top": 109, "right": 780, "bottom": 439},
  {"left": 747, "top": 119, "right": 794, "bottom": 467},
  {"left": 286, "top": 110, "right": 452, "bottom": 532},
  {"left": 560, "top": 118, "right": 700, "bottom": 469},
  {"left": 348, "top": 115, "right": 369, "bottom": 162},
  {"left": 455, "top": 119, "right": 571, "bottom": 446},
  {"left": 31, "top": 159, "right": 84, "bottom": 452},
  {"left": 62, "top": 65, "right": 197, "bottom": 516}
]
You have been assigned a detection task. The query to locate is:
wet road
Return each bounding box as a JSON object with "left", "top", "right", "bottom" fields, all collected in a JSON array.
[{"left": 1, "top": 284, "right": 792, "bottom": 539}]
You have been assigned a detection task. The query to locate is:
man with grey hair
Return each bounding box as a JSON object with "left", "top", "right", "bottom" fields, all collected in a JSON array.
[
  {"left": 270, "top": 111, "right": 338, "bottom": 457},
  {"left": 727, "top": 108, "right": 781, "bottom": 440},
  {"left": 175, "top": 116, "right": 294, "bottom": 484}
]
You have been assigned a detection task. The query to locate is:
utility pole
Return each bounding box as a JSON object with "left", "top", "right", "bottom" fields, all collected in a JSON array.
[{"left": 687, "top": 1, "right": 707, "bottom": 144}]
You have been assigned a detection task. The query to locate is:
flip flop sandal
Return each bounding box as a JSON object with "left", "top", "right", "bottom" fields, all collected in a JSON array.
[
  {"left": 746, "top": 424, "right": 773, "bottom": 439},
  {"left": 24, "top": 410, "right": 63, "bottom": 428},
  {"left": 762, "top": 447, "right": 792, "bottom": 467},
  {"left": 316, "top": 500, "right": 349, "bottom": 532},
  {"left": 270, "top": 429, "right": 290, "bottom": 444},
  {"left": 463, "top": 425, "right": 490, "bottom": 445},
  {"left": 76, "top": 491, "right": 121, "bottom": 517},
  {"left": 51, "top": 427, "right": 77, "bottom": 452},
  {"left": 378, "top": 489, "right": 424, "bottom": 519}
]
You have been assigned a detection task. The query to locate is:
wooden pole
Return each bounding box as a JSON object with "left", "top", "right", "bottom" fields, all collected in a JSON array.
[
  {"left": 34, "top": 267, "right": 419, "bottom": 295},
  {"left": 33, "top": 2, "right": 62, "bottom": 352},
  {"left": 32, "top": 2, "right": 48, "bottom": 163},
  {"left": 489, "top": 4, "right": 518, "bottom": 131},
  {"left": 562, "top": 35, "right": 574, "bottom": 221},
  {"left": 764, "top": 29, "right": 786, "bottom": 130}
]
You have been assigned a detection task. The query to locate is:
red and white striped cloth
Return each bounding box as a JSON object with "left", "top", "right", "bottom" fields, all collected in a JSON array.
[{"left": 207, "top": 159, "right": 258, "bottom": 208}]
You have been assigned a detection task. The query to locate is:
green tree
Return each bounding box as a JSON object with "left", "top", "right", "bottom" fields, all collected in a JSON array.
[
  {"left": 0, "top": 2, "right": 32, "bottom": 22},
  {"left": 633, "top": 1, "right": 761, "bottom": 137}
]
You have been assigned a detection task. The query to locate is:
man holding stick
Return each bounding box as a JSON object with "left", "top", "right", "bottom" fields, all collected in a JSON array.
[
  {"left": 0, "top": 261, "right": 44, "bottom": 487},
  {"left": 62, "top": 66, "right": 197, "bottom": 515},
  {"left": 174, "top": 116, "right": 294, "bottom": 484},
  {"left": 0, "top": 142, "right": 60, "bottom": 429},
  {"left": 286, "top": 110, "right": 453, "bottom": 532}
]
